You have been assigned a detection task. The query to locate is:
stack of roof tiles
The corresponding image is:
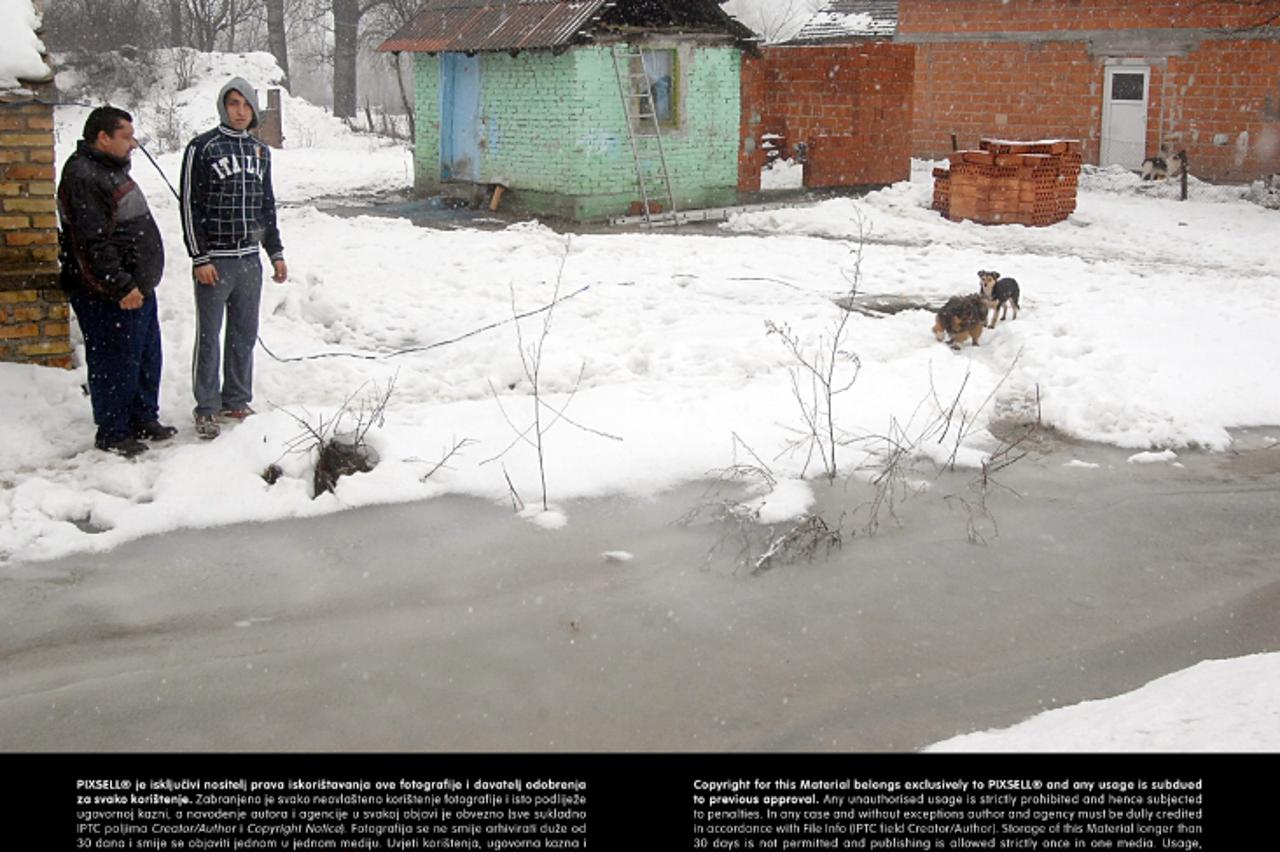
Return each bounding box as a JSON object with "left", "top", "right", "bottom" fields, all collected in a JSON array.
[{"left": 932, "top": 139, "right": 1083, "bottom": 227}]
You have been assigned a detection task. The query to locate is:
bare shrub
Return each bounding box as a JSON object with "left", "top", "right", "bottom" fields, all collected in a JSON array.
[
  {"left": 150, "top": 91, "right": 191, "bottom": 153},
  {"left": 767, "top": 212, "right": 869, "bottom": 481},
  {"left": 945, "top": 385, "right": 1044, "bottom": 545},
  {"left": 679, "top": 434, "right": 844, "bottom": 575},
  {"left": 849, "top": 359, "right": 1035, "bottom": 541},
  {"left": 171, "top": 46, "right": 199, "bottom": 91},
  {"left": 480, "top": 237, "right": 622, "bottom": 512},
  {"left": 278, "top": 376, "right": 396, "bottom": 498},
  {"left": 752, "top": 513, "right": 843, "bottom": 575}
]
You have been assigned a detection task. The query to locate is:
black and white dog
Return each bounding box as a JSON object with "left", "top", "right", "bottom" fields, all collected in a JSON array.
[
  {"left": 977, "top": 270, "right": 1021, "bottom": 329},
  {"left": 1141, "top": 146, "right": 1187, "bottom": 181}
]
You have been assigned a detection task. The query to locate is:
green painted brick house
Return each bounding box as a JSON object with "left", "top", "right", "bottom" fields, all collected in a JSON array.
[{"left": 378, "top": 0, "right": 757, "bottom": 221}]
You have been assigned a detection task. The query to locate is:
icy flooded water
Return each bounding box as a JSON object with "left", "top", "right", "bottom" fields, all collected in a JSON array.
[{"left": 1, "top": 431, "right": 1277, "bottom": 752}]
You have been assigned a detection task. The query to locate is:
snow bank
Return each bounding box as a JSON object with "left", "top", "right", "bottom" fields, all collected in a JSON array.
[
  {"left": 928, "top": 653, "right": 1280, "bottom": 752},
  {"left": 0, "top": 0, "right": 47, "bottom": 89}
]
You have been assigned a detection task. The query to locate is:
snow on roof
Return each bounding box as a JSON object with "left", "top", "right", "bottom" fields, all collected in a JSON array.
[
  {"left": 790, "top": 0, "right": 898, "bottom": 43},
  {"left": 0, "top": 0, "right": 51, "bottom": 92},
  {"left": 379, "top": 0, "right": 756, "bottom": 54},
  {"left": 982, "top": 137, "right": 1084, "bottom": 147}
]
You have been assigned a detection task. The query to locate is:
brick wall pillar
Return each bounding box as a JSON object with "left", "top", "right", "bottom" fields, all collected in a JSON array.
[
  {"left": 0, "top": 98, "right": 72, "bottom": 369},
  {"left": 739, "top": 53, "right": 768, "bottom": 192}
]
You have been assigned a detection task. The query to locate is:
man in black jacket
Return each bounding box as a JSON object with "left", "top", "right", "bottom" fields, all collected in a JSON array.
[
  {"left": 58, "top": 106, "right": 176, "bottom": 458},
  {"left": 180, "top": 78, "right": 288, "bottom": 440}
]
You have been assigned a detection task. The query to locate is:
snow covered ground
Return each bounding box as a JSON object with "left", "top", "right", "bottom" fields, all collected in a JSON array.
[
  {"left": 3, "top": 51, "right": 1279, "bottom": 751},
  {"left": 929, "top": 652, "right": 1280, "bottom": 752}
]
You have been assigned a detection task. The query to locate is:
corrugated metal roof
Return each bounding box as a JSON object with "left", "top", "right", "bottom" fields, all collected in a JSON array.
[
  {"left": 789, "top": 0, "right": 898, "bottom": 44},
  {"left": 378, "top": 0, "right": 757, "bottom": 54},
  {"left": 378, "top": 0, "right": 609, "bottom": 53}
]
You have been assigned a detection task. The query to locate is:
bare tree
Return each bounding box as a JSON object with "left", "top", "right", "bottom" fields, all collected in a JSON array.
[
  {"left": 332, "top": 0, "right": 361, "bottom": 117},
  {"left": 766, "top": 213, "right": 869, "bottom": 481},
  {"left": 183, "top": 0, "right": 255, "bottom": 51},
  {"left": 362, "top": 0, "right": 420, "bottom": 135},
  {"left": 724, "top": 0, "right": 823, "bottom": 44},
  {"left": 166, "top": 0, "right": 184, "bottom": 47},
  {"left": 265, "top": 0, "right": 289, "bottom": 84},
  {"left": 43, "top": 0, "right": 161, "bottom": 51},
  {"left": 360, "top": 0, "right": 421, "bottom": 44},
  {"left": 330, "top": 0, "right": 418, "bottom": 119}
]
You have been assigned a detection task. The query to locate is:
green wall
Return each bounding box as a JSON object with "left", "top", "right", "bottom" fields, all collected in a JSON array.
[
  {"left": 413, "top": 44, "right": 743, "bottom": 219},
  {"left": 412, "top": 52, "right": 442, "bottom": 192}
]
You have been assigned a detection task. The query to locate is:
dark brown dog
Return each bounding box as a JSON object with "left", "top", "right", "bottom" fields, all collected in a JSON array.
[
  {"left": 933, "top": 294, "right": 988, "bottom": 349},
  {"left": 978, "top": 270, "right": 1021, "bottom": 328}
]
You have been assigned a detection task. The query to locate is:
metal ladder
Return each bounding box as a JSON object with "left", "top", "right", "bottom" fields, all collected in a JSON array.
[{"left": 610, "top": 44, "right": 678, "bottom": 227}]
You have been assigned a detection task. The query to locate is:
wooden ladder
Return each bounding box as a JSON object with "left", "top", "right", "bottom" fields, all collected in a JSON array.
[{"left": 610, "top": 44, "right": 678, "bottom": 228}]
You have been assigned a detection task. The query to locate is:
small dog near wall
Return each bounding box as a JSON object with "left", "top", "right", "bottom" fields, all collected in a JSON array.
[
  {"left": 1141, "top": 146, "right": 1187, "bottom": 181},
  {"left": 933, "top": 294, "right": 989, "bottom": 349},
  {"left": 977, "top": 270, "right": 1021, "bottom": 328}
]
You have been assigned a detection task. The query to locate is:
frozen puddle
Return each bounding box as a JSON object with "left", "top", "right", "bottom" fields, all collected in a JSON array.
[{"left": 0, "top": 434, "right": 1277, "bottom": 751}]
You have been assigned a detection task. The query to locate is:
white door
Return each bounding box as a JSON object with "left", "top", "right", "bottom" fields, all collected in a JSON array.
[{"left": 1100, "top": 66, "right": 1150, "bottom": 170}]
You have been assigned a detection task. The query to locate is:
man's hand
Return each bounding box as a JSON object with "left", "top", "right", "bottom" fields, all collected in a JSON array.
[
  {"left": 272, "top": 258, "right": 288, "bottom": 283},
  {"left": 118, "top": 288, "right": 144, "bottom": 310},
  {"left": 194, "top": 263, "right": 218, "bottom": 285}
]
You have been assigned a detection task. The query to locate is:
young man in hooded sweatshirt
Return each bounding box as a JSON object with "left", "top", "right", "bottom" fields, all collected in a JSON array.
[{"left": 180, "top": 78, "right": 288, "bottom": 440}]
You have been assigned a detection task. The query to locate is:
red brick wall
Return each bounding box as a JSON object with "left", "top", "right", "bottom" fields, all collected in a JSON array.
[
  {"left": 898, "top": 0, "right": 1275, "bottom": 33},
  {"left": 741, "top": 44, "right": 916, "bottom": 190},
  {"left": 911, "top": 41, "right": 1280, "bottom": 180},
  {"left": 1, "top": 99, "right": 70, "bottom": 368},
  {"left": 1164, "top": 40, "right": 1280, "bottom": 180},
  {"left": 912, "top": 42, "right": 1104, "bottom": 160}
]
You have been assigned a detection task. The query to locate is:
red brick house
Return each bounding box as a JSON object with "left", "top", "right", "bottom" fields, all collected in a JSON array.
[
  {"left": 897, "top": 0, "right": 1280, "bottom": 182},
  {"left": 780, "top": 1, "right": 1280, "bottom": 182}
]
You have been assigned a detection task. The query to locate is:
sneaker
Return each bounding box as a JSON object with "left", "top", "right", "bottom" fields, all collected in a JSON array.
[
  {"left": 96, "top": 437, "right": 149, "bottom": 458},
  {"left": 134, "top": 420, "right": 178, "bottom": 441},
  {"left": 220, "top": 406, "right": 256, "bottom": 421},
  {"left": 194, "top": 415, "right": 221, "bottom": 440}
]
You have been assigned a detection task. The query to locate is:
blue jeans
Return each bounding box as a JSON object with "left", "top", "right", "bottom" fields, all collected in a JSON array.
[
  {"left": 69, "top": 291, "right": 163, "bottom": 445},
  {"left": 192, "top": 255, "right": 262, "bottom": 417}
]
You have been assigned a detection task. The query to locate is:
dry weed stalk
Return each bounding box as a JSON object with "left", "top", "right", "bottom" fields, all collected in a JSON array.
[
  {"left": 947, "top": 383, "right": 1044, "bottom": 545},
  {"left": 752, "top": 513, "right": 844, "bottom": 575},
  {"left": 679, "top": 434, "right": 844, "bottom": 575},
  {"left": 406, "top": 436, "right": 478, "bottom": 483},
  {"left": 767, "top": 212, "right": 869, "bottom": 480},
  {"left": 930, "top": 350, "right": 1025, "bottom": 472},
  {"left": 480, "top": 236, "right": 621, "bottom": 511},
  {"left": 852, "top": 358, "right": 1034, "bottom": 540}
]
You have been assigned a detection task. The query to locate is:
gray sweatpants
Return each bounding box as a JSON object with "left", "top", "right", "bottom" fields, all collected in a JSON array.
[{"left": 192, "top": 255, "right": 262, "bottom": 417}]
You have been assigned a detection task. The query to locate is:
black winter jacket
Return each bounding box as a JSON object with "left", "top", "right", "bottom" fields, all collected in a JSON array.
[
  {"left": 57, "top": 141, "right": 165, "bottom": 301},
  {"left": 179, "top": 126, "right": 284, "bottom": 267}
]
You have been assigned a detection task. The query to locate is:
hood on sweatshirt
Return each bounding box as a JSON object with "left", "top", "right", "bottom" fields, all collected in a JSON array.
[{"left": 217, "top": 77, "right": 260, "bottom": 130}]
